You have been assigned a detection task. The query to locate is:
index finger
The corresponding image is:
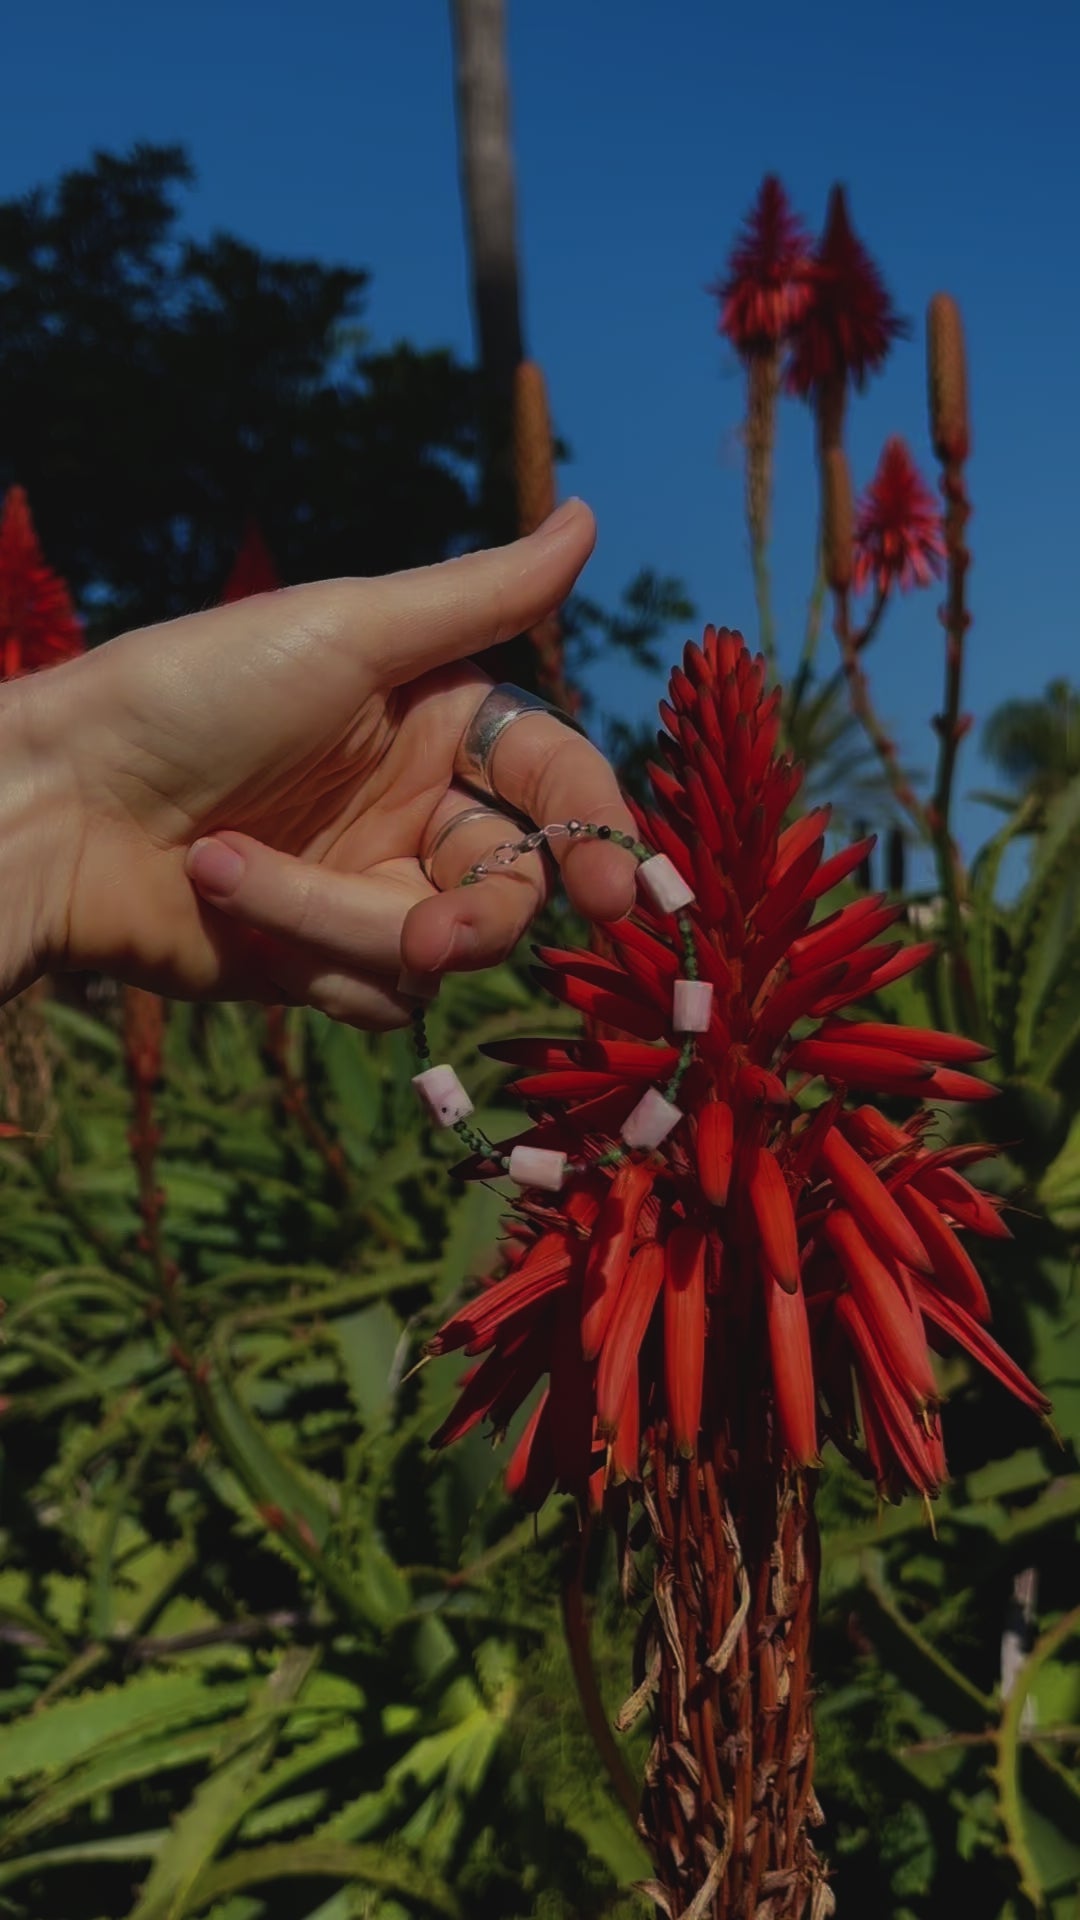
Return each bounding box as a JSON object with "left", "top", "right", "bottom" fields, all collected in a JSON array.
[{"left": 476, "top": 715, "right": 639, "bottom": 923}]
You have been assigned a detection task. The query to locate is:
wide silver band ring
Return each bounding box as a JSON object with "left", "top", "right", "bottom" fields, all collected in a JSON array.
[{"left": 457, "top": 683, "right": 586, "bottom": 804}]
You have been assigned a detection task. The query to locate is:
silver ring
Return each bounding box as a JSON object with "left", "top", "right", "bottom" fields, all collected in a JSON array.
[
  {"left": 421, "top": 805, "right": 504, "bottom": 887},
  {"left": 456, "top": 683, "right": 586, "bottom": 803}
]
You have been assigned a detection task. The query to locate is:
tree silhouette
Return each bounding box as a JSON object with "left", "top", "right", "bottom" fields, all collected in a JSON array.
[{"left": 0, "top": 144, "right": 481, "bottom": 637}]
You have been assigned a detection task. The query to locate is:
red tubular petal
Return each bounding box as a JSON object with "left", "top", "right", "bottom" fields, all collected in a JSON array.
[
  {"left": 533, "top": 947, "right": 658, "bottom": 1009},
  {"left": 483, "top": 1038, "right": 678, "bottom": 1075},
  {"left": 923, "top": 1067, "right": 997, "bottom": 1101},
  {"left": 608, "top": 918, "right": 681, "bottom": 982},
  {"left": 431, "top": 1329, "right": 539, "bottom": 1446},
  {"left": 894, "top": 1184, "right": 992, "bottom": 1321},
  {"left": 911, "top": 1279, "right": 1050, "bottom": 1414},
  {"left": 818, "top": 1128, "right": 932, "bottom": 1273},
  {"left": 789, "top": 897, "right": 901, "bottom": 973},
  {"left": 766, "top": 1273, "right": 818, "bottom": 1466},
  {"left": 736, "top": 1062, "right": 791, "bottom": 1109},
  {"left": 853, "top": 940, "right": 936, "bottom": 995},
  {"left": 913, "top": 1165, "right": 1011, "bottom": 1238},
  {"left": 550, "top": 1290, "right": 598, "bottom": 1490},
  {"left": 581, "top": 1162, "right": 654, "bottom": 1359},
  {"left": 817, "top": 1018, "right": 993, "bottom": 1064},
  {"left": 753, "top": 838, "right": 825, "bottom": 940},
  {"left": 696, "top": 1100, "right": 734, "bottom": 1205},
  {"left": 663, "top": 1224, "right": 707, "bottom": 1456},
  {"left": 648, "top": 761, "right": 693, "bottom": 820},
  {"left": 432, "top": 1233, "right": 574, "bottom": 1353},
  {"left": 609, "top": 1361, "right": 641, "bottom": 1483},
  {"left": 748, "top": 1148, "right": 800, "bottom": 1292},
  {"left": 788, "top": 1039, "right": 933, "bottom": 1090},
  {"left": 683, "top": 768, "right": 734, "bottom": 922},
  {"left": 770, "top": 807, "right": 832, "bottom": 884},
  {"left": 823, "top": 1211, "right": 938, "bottom": 1406},
  {"left": 841, "top": 1106, "right": 915, "bottom": 1158},
  {"left": 531, "top": 1083, "right": 641, "bottom": 1141},
  {"left": 836, "top": 1294, "right": 944, "bottom": 1495},
  {"left": 512, "top": 1069, "right": 622, "bottom": 1102},
  {"left": 505, "top": 1390, "right": 556, "bottom": 1506},
  {"left": 805, "top": 836, "right": 876, "bottom": 901},
  {"left": 753, "top": 962, "right": 849, "bottom": 1048},
  {"left": 596, "top": 1241, "right": 665, "bottom": 1433},
  {"left": 533, "top": 969, "right": 669, "bottom": 1041}
]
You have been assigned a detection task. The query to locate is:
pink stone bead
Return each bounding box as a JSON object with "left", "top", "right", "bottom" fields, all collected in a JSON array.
[
  {"left": 412, "top": 1064, "right": 474, "bottom": 1127},
  {"left": 508, "top": 1145, "right": 568, "bottom": 1191},
  {"left": 673, "top": 979, "right": 713, "bottom": 1032},
  {"left": 620, "top": 1087, "right": 682, "bottom": 1151},
  {"left": 638, "top": 853, "right": 696, "bottom": 914}
]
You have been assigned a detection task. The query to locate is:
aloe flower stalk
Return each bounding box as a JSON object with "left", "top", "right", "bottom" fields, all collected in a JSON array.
[
  {"left": 0, "top": 486, "right": 84, "bottom": 679},
  {"left": 431, "top": 628, "right": 1046, "bottom": 1917}
]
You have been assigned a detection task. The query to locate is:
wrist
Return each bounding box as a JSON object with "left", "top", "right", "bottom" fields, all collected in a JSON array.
[{"left": 0, "top": 669, "right": 80, "bottom": 1000}]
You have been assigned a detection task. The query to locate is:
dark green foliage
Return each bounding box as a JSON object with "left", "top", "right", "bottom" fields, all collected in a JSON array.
[{"left": 0, "top": 974, "right": 650, "bottom": 1919}]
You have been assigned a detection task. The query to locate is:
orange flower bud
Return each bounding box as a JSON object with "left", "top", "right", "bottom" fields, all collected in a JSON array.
[
  {"left": 927, "top": 293, "right": 970, "bottom": 465},
  {"left": 513, "top": 361, "right": 557, "bottom": 536}
]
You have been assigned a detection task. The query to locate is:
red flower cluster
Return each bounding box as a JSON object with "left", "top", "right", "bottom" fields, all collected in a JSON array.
[
  {"left": 431, "top": 629, "right": 1047, "bottom": 1505},
  {"left": 714, "top": 176, "right": 813, "bottom": 356},
  {"left": 787, "top": 186, "right": 905, "bottom": 395},
  {"left": 854, "top": 436, "right": 945, "bottom": 596},
  {"left": 0, "top": 487, "right": 84, "bottom": 679},
  {"left": 220, "top": 519, "right": 282, "bottom": 603}
]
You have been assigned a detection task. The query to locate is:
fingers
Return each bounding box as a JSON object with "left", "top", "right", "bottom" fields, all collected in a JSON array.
[
  {"left": 186, "top": 833, "right": 422, "bottom": 974},
  {"left": 465, "top": 712, "right": 640, "bottom": 923},
  {"left": 401, "top": 794, "right": 550, "bottom": 976},
  {"left": 364, "top": 499, "right": 596, "bottom": 685},
  {"left": 185, "top": 801, "right": 552, "bottom": 1005}
]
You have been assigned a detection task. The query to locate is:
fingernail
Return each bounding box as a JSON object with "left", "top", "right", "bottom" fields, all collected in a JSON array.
[
  {"left": 187, "top": 836, "right": 244, "bottom": 897},
  {"left": 438, "top": 924, "right": 480, "bottom": 970},
  {"left": 539, "top": 497, "right": 584, "bottom": 537},
  {"left": 398, "top": 968, "right": 441, "bottom": 1000}
]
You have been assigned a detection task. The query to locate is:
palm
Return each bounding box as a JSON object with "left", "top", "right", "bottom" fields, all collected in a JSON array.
[
  {"left": 59, "top": 612, "right": 486, "bottom": 996},
  {"left": 14, "top": 508, "right": 636, "bottom": 1026}
]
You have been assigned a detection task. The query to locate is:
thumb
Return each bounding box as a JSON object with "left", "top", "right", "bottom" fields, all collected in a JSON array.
[{"left": 360, "top": 498, "right": 595, "bottom": 686}]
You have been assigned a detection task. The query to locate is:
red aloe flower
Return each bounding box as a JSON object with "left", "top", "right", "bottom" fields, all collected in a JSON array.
[
  {"left": 712, "top": 175, "right": 813, "bottom": 356},
  {"left": 430, "top": 627, "right": 1046, "bottom": 1504},
  {"left": 787, "top": 185, "right": 905, "bottom": 396},
  {"left": 429, "top": 626, "right": 1046, "bottom": 1913},
  {"left": 853, "top": 435, "right": 945, "bottom": 595},
  {"left": 220, "top": 519, "right": 282, "bottom": 603},
  {"left": 0, "top": 487, "right": 84, "bottom": 679}
]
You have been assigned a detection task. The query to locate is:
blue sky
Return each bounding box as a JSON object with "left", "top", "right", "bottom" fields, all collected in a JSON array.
[{"left": 4, "top": 1, "right": 1078, "bottom": 869}]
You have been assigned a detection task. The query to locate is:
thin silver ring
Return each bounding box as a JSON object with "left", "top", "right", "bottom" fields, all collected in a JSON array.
[
  {"left": 421, "top": 805, "right": 505, "bottom": 887},
  {"left": 456, "top": 683, "right": 586, "bottom": 804}
]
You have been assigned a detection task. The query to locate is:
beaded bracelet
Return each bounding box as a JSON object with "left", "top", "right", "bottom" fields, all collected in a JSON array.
[{"left": 410, "top": 821, "right": 712, "bottom": 1191}]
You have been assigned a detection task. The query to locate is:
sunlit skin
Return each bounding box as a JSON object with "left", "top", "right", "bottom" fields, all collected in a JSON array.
[{"left": 0, "top": 500, "right": 639, "bottom": 1027}]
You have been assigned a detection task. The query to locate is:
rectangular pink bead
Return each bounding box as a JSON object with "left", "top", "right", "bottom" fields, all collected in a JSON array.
[
  {"left": 412, "top": 1064, "right": 474, "bottom": 1127},
  {"left": 620, "top": 1086, "right": 682, "bottom": 1150},
  {"left": 673, "top": 979, "right": 713, "bottom": 1032},
  {"left": 508, "top": 1144, "right": 567, "bottom": 1191},
  {"left": 638, "top": 853, "right": 696, "bottom": 914}
]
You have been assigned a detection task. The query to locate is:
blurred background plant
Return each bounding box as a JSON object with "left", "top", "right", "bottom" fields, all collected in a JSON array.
[{"left": 0, "top": 3, "right": 1077, "bottom": 1916}]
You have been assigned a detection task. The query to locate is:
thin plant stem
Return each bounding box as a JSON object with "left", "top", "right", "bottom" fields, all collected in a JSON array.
[
  {"left": 833, "top": 586, "right": 931, "bottom": 839},
  {"left": 561, "top": 1515, "right": 641, "bottom": 1827},
  {"left": 928, "top": 457, "right": 977, "bottom": 1027},
  {"left": 745, "top": 350, "right": 781, "bottom": 676}
]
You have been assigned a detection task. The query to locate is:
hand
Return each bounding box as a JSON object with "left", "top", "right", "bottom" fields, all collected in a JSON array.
[{"left": 1, "top": 501, "right": 639, "bottom": 1026}]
